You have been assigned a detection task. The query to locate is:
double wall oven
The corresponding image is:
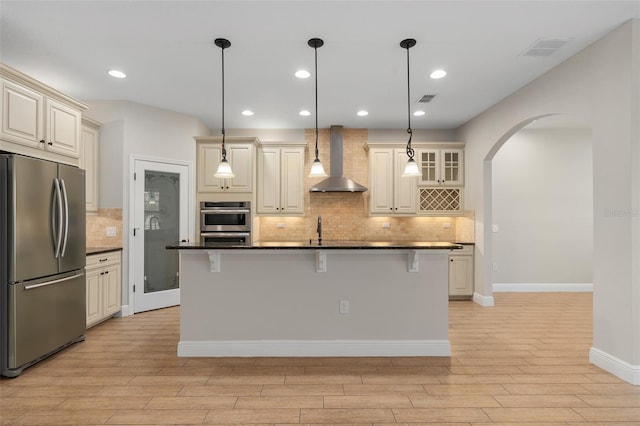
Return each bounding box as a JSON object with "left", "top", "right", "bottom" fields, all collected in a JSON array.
[{"left": 200, "top": 201, "right": 251, "bottom": 246}]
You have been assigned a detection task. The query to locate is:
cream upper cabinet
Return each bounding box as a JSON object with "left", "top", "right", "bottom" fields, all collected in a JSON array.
[
  {"left": 196, "top": 139, "right": 254, "bottom": 193},
  {"left": 418, "top": 148, "right": 464, "bottom": 186},
  {"left": 44, "top": 98, "right": 82, "bottom": 158},
  {"left": 1, "top": 79, "right": 44, "bottom": 148},
  {"left": 369, "top": 148, "right": 416, "bottom": 215},
  {"left": 80, "top": 117, "right": 100, "bottom": 213},
  {"left": 0, "top": 64, "right": 87, "bottom": 165},
  {"left": 257, "top": 145, "right": 304, "bottom": 215},
  {"left": 368, "top": 141, "right": 464, "bottom": 216}
]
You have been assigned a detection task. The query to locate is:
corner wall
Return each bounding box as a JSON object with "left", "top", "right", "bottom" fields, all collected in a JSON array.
[
  {"left": 84, "top": 101, "right": 209, "bottom": 312},
  {"left": 456, "top": 20, "right": 639, "bottom": 383}
]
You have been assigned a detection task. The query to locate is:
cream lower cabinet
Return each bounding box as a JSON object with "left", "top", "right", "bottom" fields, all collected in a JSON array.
[
  {"left": 449, "top": 245, "right": 474, "bottom": 298},
  {"left": 369, "top": 148, "right": 416, "bottom": 215},
  {"left": 86, "top": 251, "right": 121, "bottom": 328},
  {"left": 257, "top": 145, "right": 305, "bottom": 215}
]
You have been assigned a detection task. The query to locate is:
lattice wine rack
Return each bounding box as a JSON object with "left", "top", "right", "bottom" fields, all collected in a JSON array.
[{"left": 419, "top": 188, "right": 462, "bottom": 213}]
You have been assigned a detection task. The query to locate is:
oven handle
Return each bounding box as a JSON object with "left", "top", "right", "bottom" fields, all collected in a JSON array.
[
  {"left": 200, "top": 232, "right": 251, "bottom": 237},
  {"left": 200, "top": 209, "right": 250, "bottom": 214}
]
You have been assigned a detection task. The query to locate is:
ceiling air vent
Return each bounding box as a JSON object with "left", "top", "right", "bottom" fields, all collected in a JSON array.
[
  {"left": 418, "top": 94, "right": 437, "bottom": 103},
  {"left": 521, "top": 38, "right": 571, "bottom": 57}
]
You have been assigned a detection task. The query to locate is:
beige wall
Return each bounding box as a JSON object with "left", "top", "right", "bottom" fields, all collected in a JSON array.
[{"left": 456, "top": 19, "right": 639, "bottom": 380}]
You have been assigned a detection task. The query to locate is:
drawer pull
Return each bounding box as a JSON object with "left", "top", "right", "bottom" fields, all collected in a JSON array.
[{"left": 99, "top": 258, "right": 108, "bottom": 262}]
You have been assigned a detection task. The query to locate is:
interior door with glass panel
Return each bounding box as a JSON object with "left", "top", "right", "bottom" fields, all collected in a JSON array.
[{"left": 133, "top": 160, "right": 189, "bottom": 313}]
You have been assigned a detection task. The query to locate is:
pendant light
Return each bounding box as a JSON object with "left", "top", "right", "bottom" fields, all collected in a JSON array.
[
  {"left": 213, "top": 38, "right": 235, "bottom": 178},
  {"left": 307, "top": 38, "right": 328, "bottom": 178},
  {"left": 400, "top": 38, "right": 420, "bottom": 177}
]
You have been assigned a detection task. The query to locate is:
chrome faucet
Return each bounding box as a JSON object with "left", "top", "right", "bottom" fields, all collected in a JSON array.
[{"left": 317, "top": 215, "right": 322, "bottom": 245}]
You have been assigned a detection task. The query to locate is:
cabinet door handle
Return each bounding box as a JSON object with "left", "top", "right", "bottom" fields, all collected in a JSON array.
[
  {"left": 39, "top": 139, "right": 45, "bottom": 144},
  {"left": 104, "top": 271, "right": 109, "bottom": 275},
  {"left": 47, "top": 141, "right": 53, "bottom": 146}
]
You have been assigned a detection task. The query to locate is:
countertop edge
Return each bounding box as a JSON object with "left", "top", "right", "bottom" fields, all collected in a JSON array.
[
  {"left": 86, "top": 247, "right": 123, "bottom": 256},
  {"left": 166, "top": 242, "right": 464, "bottom": 251}
]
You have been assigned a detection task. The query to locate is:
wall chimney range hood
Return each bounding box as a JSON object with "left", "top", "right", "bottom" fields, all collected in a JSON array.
[{"left": 310, "top": 125, "right": 367, "bottom": 193}]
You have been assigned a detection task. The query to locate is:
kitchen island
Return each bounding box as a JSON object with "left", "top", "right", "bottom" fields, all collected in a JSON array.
[{"left": 166, "top": 241, "right": 462, "bottom": 357}]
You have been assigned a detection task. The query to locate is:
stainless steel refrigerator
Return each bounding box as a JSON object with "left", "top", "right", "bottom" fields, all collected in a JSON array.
[{"left": 0, "top": 154, "right": 86, "bottom": 377}]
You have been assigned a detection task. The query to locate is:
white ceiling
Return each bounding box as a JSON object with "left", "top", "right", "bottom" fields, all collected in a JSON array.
[{"left": 1, "top": 1, "right": 638, "bottom": 130}]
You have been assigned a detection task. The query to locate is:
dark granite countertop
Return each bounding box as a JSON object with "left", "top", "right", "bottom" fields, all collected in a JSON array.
[
  {"left": 166, "top": 241, "right": 463, "bottom": 250},
  {"left": 86, "top": 246, "right": 123, "bottom": 255}
]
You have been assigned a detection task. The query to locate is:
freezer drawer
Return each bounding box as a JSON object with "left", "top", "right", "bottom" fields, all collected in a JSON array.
[{"left": 7, "top": 271, "right": 86, "bottom": 370}]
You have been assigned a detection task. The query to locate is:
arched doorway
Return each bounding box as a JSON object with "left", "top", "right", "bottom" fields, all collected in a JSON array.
[
  {"left": 476, "top": 114, "right": 593, "bottom": 305},
  {"left": 490, "top": 115, "right": 593, "bottom": 293}
]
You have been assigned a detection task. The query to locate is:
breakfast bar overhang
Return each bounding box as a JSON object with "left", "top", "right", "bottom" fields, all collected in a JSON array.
[{"left": 167, "top": 241, "right": 462, "bottom": 357}]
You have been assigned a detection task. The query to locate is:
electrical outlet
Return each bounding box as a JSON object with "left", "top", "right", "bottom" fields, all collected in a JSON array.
[
  {"left": 276, "top": 223, "right": 285, "bottom": 228},
  {"left": 442, "top": 222, "right": 451, "bottom": 229},
  {"left": 492, "top": 224, "right": 499, "bottom": 233},
  {"left": 382, "top": 222, "right": 390, "bottom": 229},
  {"left": 106, "top": 226, "right": 117, "bottom": 237},
  {"left": 493, "top": 262, "right": 498, "bottom": 271},
  {"left": 339, "top": 299, "right": 350, "bottom": 314}
]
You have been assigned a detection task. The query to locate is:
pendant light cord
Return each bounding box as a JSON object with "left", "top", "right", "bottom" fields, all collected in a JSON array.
[
  {"left": 405, "top": 43, "right": 414, "bottom": 161},
  {"left": 314, "top": 44, "right": 319, "bottom": 160},
  {"left": 221, "top": 44, "right": 227, "bottom": 159}
]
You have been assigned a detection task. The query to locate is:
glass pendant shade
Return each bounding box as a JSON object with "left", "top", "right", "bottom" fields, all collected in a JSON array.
[
  {"left": 402, "top": 158, "right": 421, "bottom": 177},
  {"left": 214, "top": 158, "right": 235, "bottom": 178},
  {"left": 308, "top": 158, "right": 327, "bottom": 177}
]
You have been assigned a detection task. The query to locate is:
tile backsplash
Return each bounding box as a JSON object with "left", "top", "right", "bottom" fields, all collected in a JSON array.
[
  {"left": 86, "top": 208, "right": 123, "bottom": 247},
  {"left": 258, "top": 211, "right": 474, "bottom": 243}
]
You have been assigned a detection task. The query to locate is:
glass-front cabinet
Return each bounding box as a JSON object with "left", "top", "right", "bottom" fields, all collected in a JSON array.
[{"left": 418, "top": 148, "right": 463, "bottom": 186}]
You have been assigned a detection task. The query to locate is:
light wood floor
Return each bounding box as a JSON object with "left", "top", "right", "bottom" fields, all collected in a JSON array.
[{"left": 1, "top": 292, "right": 639, "bottom": 425}]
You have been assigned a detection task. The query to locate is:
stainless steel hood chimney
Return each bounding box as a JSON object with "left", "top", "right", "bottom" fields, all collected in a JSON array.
[{"left": 310, "top": 126, "right": 367, "bottom": 192}]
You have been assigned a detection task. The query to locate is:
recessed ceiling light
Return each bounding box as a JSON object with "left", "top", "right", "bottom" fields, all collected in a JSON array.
[
  {"left": 430, "top": 69, "right": 447, "bottom": 79},
  {"left": 299, "top": 110, "right": 311, "bottom": 116},
  {"left": 356, "top": 110, "right": 369, "bottom": 116},
  {"left": 413, "top": 110, "right": 426, "bottom": 116},
  {"left": 108, "top": 69, "right": 126, "bottom": 79},
  {"left": 295, "top": 70, "right": 311, "bottom": 79},
  {"left": 241, "top": 110, "right": 254, "bottom": 116}
]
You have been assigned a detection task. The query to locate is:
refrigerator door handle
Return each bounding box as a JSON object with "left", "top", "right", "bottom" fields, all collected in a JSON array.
[
  {"left": 53, "top": 178, "right": 64, "bottom": 258},
  {"left": 59, "top": 178, "right": 69, "bottom": 257},
  {"left": 23, "top": 272, "right": 85, "bottom": 291}
]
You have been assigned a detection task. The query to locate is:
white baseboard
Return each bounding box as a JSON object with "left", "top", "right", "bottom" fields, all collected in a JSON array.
[
  {"left": 114, "top": 305, "right": 131, "bottom": 317},
  {"left": 473, "top": 292, "right": 494, "bottom": 307},
  {"left": 493, "top": 283, "right": 593, "bottom": 292},
  {"left": 590, "top": 347, "right": 640, "bottom": 385},
  {"left": 177, "top": 339, "right": 451, "bottom": 357}
]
